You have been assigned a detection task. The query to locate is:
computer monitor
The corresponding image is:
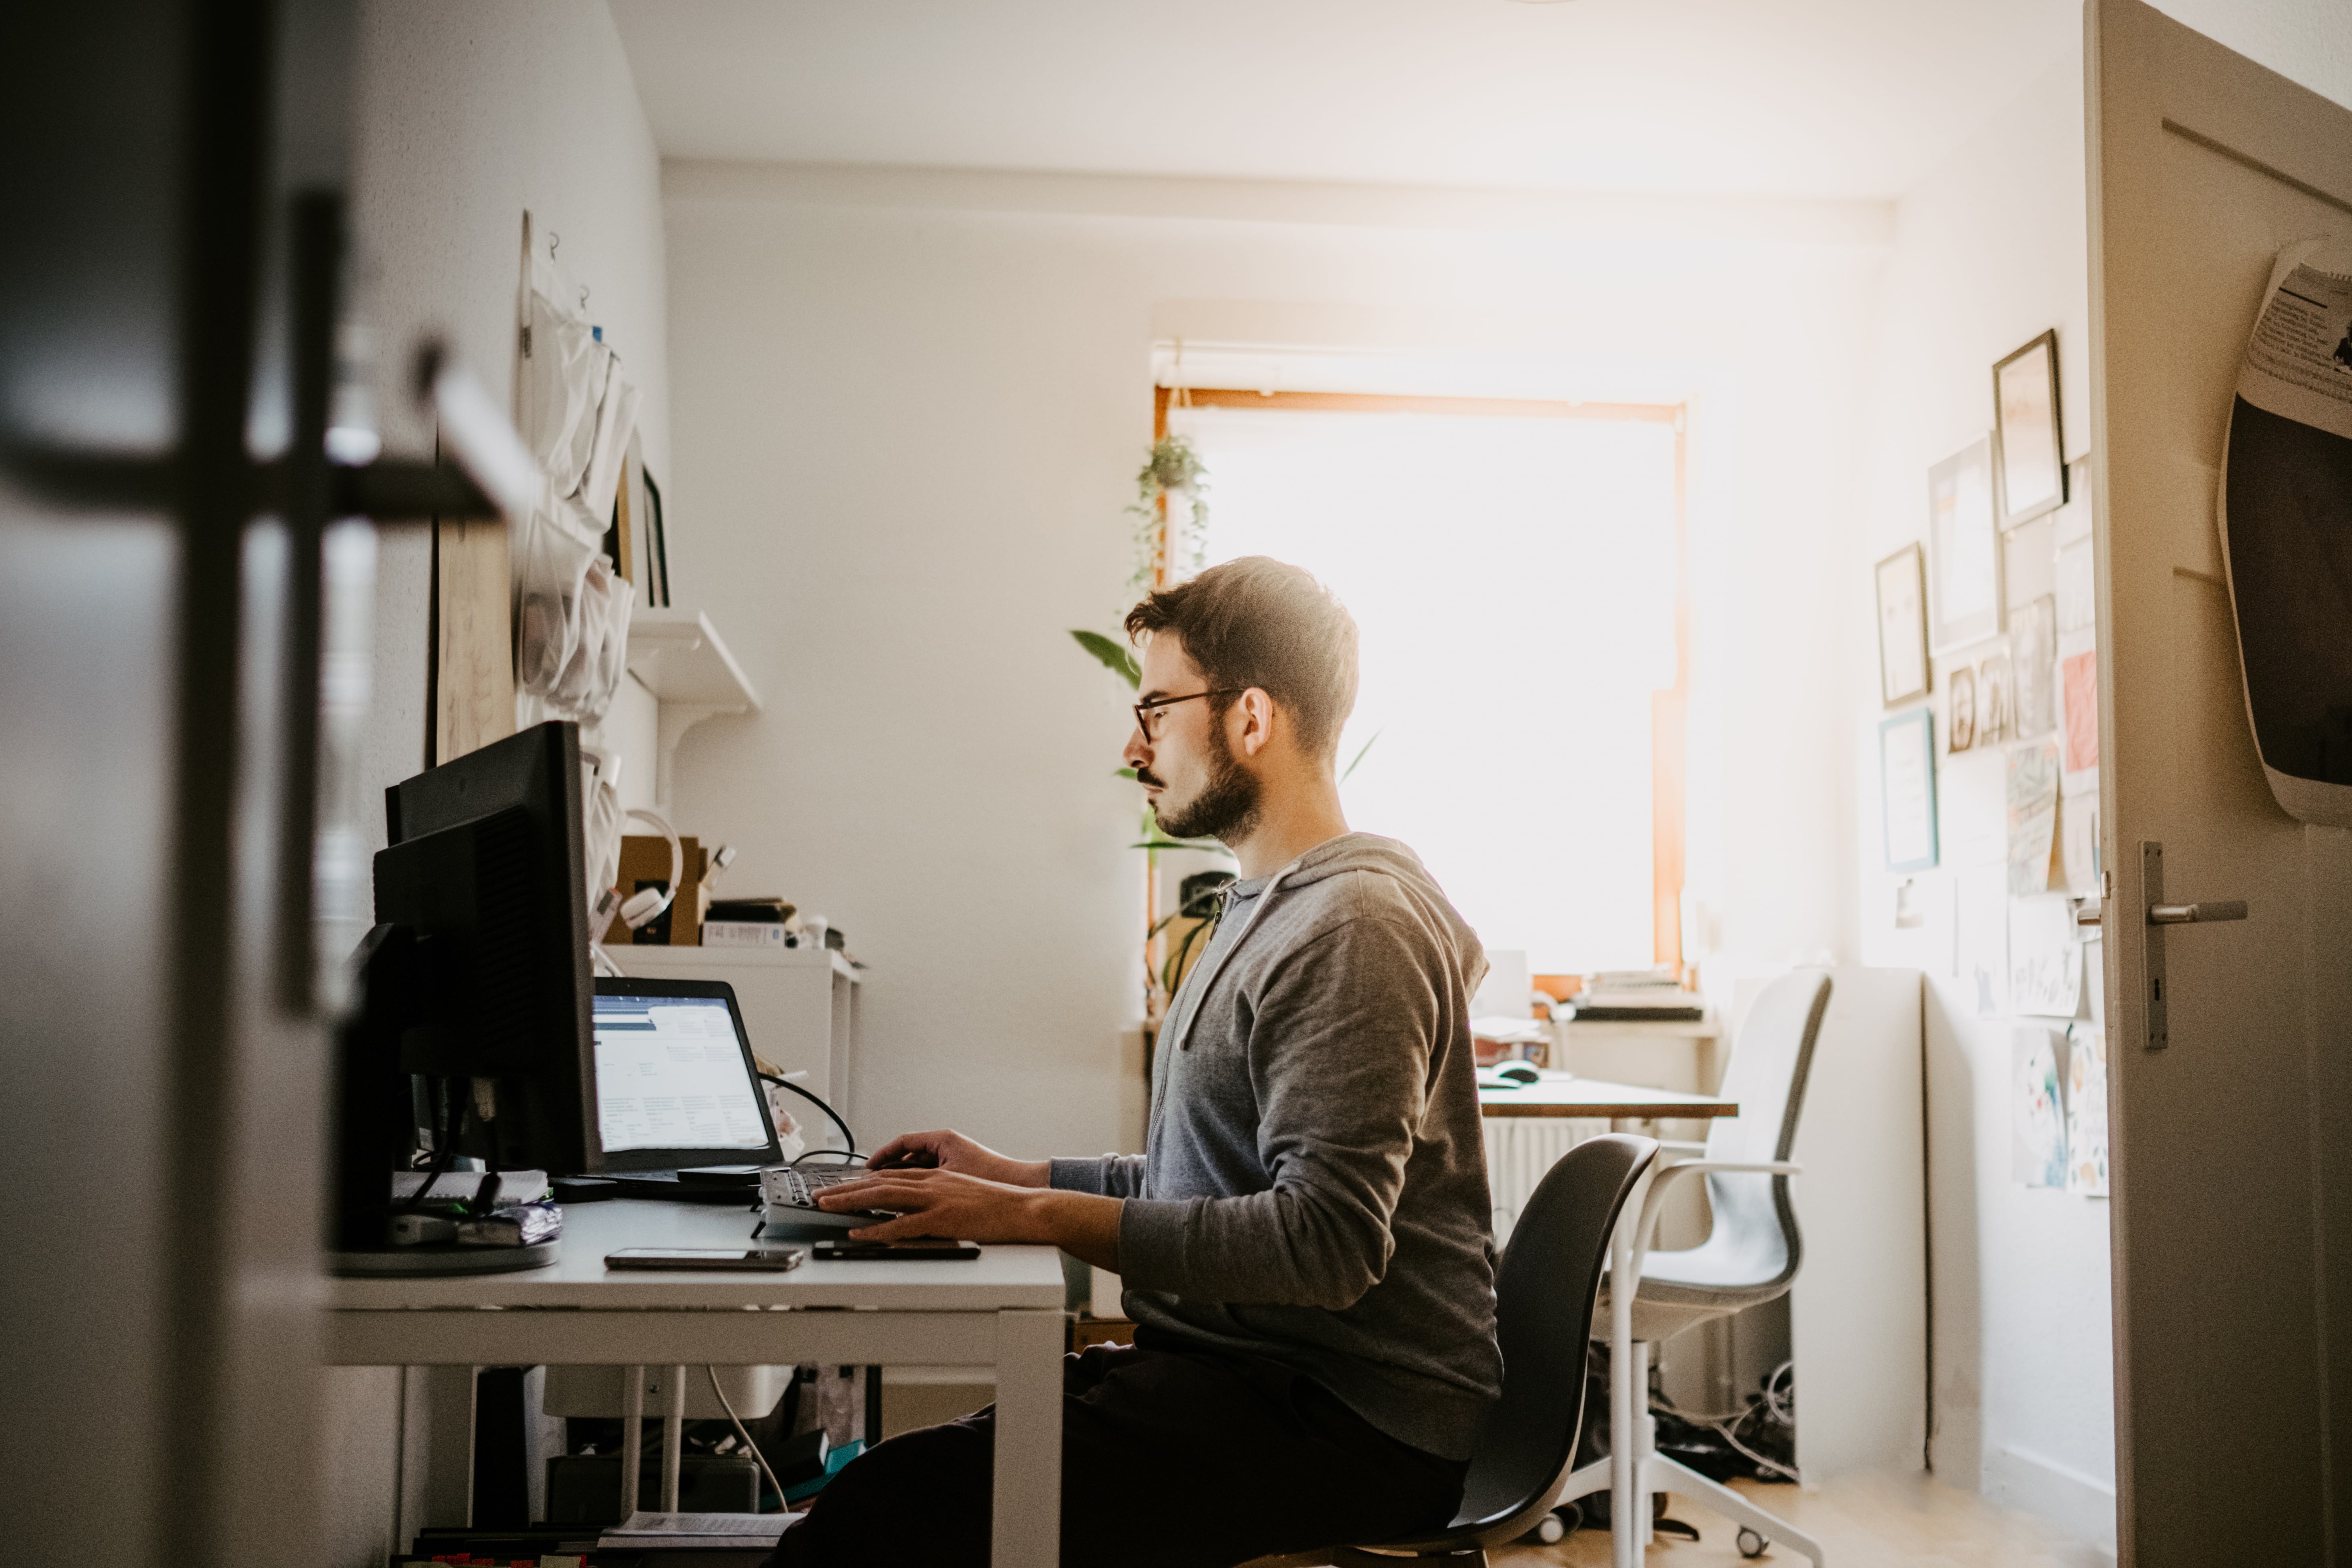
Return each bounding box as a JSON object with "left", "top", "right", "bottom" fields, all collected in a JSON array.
[
  {"left": 591, "top": 979, "right": 783, "bottom": 1171},
  {"left": 330, "top": 721, "right": 599, "bottom": 1265}
]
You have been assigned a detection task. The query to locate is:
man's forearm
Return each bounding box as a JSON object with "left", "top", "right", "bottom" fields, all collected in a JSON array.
[{"left": 1023, "top": 1189, "right": 1122, "bottom": 1272}]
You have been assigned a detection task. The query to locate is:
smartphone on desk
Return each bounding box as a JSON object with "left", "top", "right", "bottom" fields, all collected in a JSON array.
[
  {"left": 813, "top": 1240, "right": 981, "bottom": 1261},
  {"left": 606, "top": 1246, "right": 807, "bottom": 1271}
]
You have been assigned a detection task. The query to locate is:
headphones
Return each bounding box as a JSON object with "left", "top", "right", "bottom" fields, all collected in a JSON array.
[{"left": 589, "top": 805, "right": 683, "bottom": 937}]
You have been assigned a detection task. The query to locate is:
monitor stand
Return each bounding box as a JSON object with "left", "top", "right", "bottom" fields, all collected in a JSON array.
[{"left": 330, "top": 1241, "right": 559, "bottom": 1278}]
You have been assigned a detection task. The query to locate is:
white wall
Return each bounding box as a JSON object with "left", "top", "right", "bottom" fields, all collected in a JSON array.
[
  {"left": 661, "top": 162, "right": 1881, "bottom": 1167},
  {"left": 351, "top": 0, "right": 673, "bottom": 845},
  {"left": 1852, "top": 11, "right": 2352, "bottom": 1544},
  {"left": 1852, "top": 45, "right": 2115, "bottom": 1546},
  {"left": 325, "top": 5, "right": 673, "bottom": 1561}
]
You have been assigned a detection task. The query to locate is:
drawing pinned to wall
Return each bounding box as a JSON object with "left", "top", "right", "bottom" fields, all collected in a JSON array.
[
  {"left": 2066, "top": 1024, "right": 2109, "bottom": 1198},
  {"left": 1880, "top": 707, "right": 1939, "bottom": 872},
  {"left": 1928, "top": 437, "right": 2002, "bottom": 653},
  {"left": 2012, "top": 1027, "right": 2068, "bottom": 1188},
  {"left": 2010, "top": 893, "right": 2082, "bottom": 1018},
  {"left": 2011, "top": 594, "right": 2057, "bottom": 737},
  {"left": 1958, "top": 865, "right": 2010, "bottom": 1017},
  {"left": 2006, "top": 739, "right": 2060, "bottom": 895},
  {"left": 2057, "top": 627, "right": 2100, "bottom": 797},
  {"left": 2060, "top": 790, "right": 2101, "bottom": 893},
  {"left": 1948, "top": 663, "right": 1978, "bottom": 753},
  {"left": 2055, "top": 535, "right": 2095, "bottom": 633},
  {"left": 1876, "top": 543, "right": 1932, "bottom": 706},
  {"left": 1978, "top": 650, "right": 2013, "bottom": 745}
]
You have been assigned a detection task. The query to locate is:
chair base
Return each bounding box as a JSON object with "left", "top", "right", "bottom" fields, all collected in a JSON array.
[{"left": 1560, "top": 1450, "right": 1825, "bottom": 1566}]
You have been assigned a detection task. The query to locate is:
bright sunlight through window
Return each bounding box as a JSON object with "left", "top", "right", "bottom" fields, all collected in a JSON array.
[{"left": 1172, "top": 402, "right": 1680, "bottom": 974}]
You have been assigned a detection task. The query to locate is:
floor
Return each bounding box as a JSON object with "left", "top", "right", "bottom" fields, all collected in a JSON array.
[{"left": 1486, "top": 1472, "right": 2116, "bottom": 1568}]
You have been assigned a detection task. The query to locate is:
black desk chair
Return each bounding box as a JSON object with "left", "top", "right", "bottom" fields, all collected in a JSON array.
[{"left": 1245, "top": 1132, "right": 1659, "bottom": 1568}]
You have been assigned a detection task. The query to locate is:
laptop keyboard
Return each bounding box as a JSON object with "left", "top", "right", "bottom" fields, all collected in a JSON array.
[{"left": 770, "top": 1164, "right": 867, "bottom": 1208}]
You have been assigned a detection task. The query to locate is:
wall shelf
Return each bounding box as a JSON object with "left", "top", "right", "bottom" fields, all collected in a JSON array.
[{"left": 625, "top": 608, "right": 763, "bottom": 808}]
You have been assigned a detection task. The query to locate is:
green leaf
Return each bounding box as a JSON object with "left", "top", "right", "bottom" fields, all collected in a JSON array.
[
  {"left": 1340, "top": 729, "right": 1382, "bottom": 784},
  {"left": 1070, "top": 629, "right": 1141, "bottom": 689},
  {"left": 1114, "top": 766, "right": 1138, "bottom": 780}
]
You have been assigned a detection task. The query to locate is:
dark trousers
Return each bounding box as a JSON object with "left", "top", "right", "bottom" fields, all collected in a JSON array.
[{"left": 766, "top": 1330, "right": 1468, "bottom": 1568}]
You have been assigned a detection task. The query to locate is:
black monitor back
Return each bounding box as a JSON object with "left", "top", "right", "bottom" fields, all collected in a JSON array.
[{"left": 381, "top": 721, "right": 599, "bottom": 1174}]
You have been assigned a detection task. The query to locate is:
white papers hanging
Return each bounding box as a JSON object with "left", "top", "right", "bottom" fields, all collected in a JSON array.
[
  {"left": 2009, "top": 894, "right": 2082, "bottom": 1018},
  {"left": 510, "top": 231, "right": 641, "bottom": 723},
  {"left": 2005, "top": 741, "right": 2060, "bottom": 895},
  {"left": 2066, "top": 1024, "right": 2109, "bottom": 1198},
  {"left": 1958, "top": 865, "right": 2009, "bottom": 1018},
  {"left": 2012, "top": 1027, "right": 2067, "bottom": 1188}
]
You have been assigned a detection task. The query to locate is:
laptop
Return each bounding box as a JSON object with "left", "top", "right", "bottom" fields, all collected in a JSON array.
[{"left": 588, "top": 979, "right": 880, "bottom": 1233}]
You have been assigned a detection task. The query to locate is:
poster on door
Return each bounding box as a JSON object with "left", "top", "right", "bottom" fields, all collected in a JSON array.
[{"left": 2220, "top": 240, "right": 2352, "bottom": 826}]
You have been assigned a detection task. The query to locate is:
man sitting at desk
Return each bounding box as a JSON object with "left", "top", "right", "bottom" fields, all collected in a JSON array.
[{"left": 775, "top": 557, "right": 1501, "bottom": 1568}]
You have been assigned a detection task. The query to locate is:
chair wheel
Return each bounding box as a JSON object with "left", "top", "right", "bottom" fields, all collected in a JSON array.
[
  {"left": 1529, "top": 1512, "right": 1567, "bottom": 1544},
  {"left": 1737, "top": 1526, "right": 1770, "bottom": 1558}
]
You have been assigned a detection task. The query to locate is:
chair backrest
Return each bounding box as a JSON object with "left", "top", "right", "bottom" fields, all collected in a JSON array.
[
  {"left": 1449, "top": 1133, "right": 1657, "bottom": 1532},
  {"left": 1696, "top": 969, "right": 1833, "bottom": 1290}
]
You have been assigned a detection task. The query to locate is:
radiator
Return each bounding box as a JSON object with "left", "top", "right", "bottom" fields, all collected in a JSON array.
[{"left": 1481, "top": 1116, "right": 1612, "bottom": 1243}]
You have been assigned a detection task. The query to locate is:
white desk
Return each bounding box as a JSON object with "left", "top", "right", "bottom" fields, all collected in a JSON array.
[{"left": 326, "top": 1200, "right": 1067, "bottom": 1566}]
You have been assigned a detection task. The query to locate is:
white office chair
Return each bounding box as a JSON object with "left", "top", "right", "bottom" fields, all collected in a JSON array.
[{"left": 1561, "top": 969, "right": 1834, "bottom": 1567}]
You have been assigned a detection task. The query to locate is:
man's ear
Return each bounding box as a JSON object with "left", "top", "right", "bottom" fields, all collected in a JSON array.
[{"left": 1235, "top": 688, "right": 1277, "bottom": 757}]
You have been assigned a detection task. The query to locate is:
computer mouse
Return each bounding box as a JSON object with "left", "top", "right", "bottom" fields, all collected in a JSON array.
[{"left": 1498, "top": 1064, "right": 1541, "bottom": 1085}]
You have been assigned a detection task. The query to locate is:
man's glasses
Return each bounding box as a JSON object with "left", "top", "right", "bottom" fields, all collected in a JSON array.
[{"left": 1132, "top": 689, "right": 1244, "bottom": 741}]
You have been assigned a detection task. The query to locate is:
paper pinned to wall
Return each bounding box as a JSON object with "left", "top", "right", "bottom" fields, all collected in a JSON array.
[
  {"left": 2010, "top": 893, "right": 2082, "bottom": 1017},
  {"left": 2056, "top": 626, "right": 2100, "bottom": 799},
  {"left": 1942, "top": 745, "right": 2006, "bottom": 867},
  {"left": 2006, "top": 740, "right": 2061, "bottom": 894},
  {"left": 1958, "top": 864, "right": 2010, "bottom": 1017},
  {"left": 2060, "top": 787, "right": 2101, "bottom": 894},
  {"left": 2013, "top": 1027, "right": 2068, "bottom": 1188},
  {"left": 2066, "top": 1023, "right": 2109, "bottom": 1197}
]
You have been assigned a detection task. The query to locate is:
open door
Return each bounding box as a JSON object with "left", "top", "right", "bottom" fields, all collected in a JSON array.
[{"left": 2087, "top": 2, "right": 2352, "bottom": 1562}]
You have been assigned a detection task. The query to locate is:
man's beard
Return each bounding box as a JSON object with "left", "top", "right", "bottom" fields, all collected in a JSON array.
[{"left": 1152, "top": 724, "right": 1261, "bottom": 843}]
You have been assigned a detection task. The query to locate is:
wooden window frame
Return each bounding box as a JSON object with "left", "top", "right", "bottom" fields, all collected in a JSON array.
[{"left": 1153, "top": 385, "right": 1691, "bottom": 969}]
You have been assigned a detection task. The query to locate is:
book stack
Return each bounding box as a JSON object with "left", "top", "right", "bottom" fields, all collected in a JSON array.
[
  {"left": 1563, "top": 969, "right": 1705, "bottom": 1023},
  {"left": 703, "top": 897, "right": 794, "bottom": 950}
]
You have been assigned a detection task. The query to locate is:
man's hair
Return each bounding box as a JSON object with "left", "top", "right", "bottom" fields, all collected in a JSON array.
[{"left": 1124, "top": 557, "right": 1360, "bottom": 761}]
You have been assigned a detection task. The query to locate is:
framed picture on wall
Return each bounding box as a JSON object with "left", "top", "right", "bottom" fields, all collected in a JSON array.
[
  {"left": 1928, "top": 437, "right": 2003, "bottom": 653},
  {"left": 1881, "top": 707, "right": 1939, "bottom": 873},
  {"left": 1994, "top": 330, "right": 2066, "bottom": 527},
  {"left": 1876, "top": 543, "right": 1931, "bottom": 706}
]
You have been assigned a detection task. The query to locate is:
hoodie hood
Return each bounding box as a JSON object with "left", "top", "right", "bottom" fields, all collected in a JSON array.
[{"left": 1173, "top": 832, "right": 1489, "bottom": 1054}]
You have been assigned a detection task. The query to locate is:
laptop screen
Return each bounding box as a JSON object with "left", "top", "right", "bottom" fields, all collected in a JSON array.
[{"left": 591, "top": 991, "right": 773, "bottom": 1155}]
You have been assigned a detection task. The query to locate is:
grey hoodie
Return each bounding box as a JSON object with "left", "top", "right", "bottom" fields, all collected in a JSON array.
[{"left": 1049, "top": 833, "right": 1504, "bottom": 1460}]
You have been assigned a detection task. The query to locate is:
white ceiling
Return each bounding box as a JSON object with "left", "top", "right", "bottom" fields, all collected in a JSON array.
[{"left": 607, "top": 0, "right": 2082, "bottom": 202}]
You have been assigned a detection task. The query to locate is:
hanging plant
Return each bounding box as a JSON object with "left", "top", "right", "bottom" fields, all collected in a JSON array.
[{"left": 1126, "top": 434, "right": 1209, "bottom": 593}]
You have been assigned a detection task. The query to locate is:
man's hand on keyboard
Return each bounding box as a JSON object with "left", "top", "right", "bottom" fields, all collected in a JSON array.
[
  {"left": 814, "top": 1167, "right": 1122, "bottom": 1271},
  {"left": 865, "top": 1128, "right": 1049, "bottom": 1188}
]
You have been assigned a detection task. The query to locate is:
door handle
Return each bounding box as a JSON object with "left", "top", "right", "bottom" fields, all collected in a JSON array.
[
  {"left": 2148, "top": 901, "right": 2248, "bottom": 925},
  {"left": 2139, "top": 841, "right": 2250, "bottom": 1051}
]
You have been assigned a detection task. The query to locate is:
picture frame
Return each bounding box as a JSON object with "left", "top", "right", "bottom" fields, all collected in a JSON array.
[
  {"left": 1928, "top": 437, "right": 2003, "bottom": 653},
  {"left": 1994, "top": 330, "right": 2066, "bottom": 527},
  {"left": 1979, "top": 650, "right": 2014, "bottom": 745},
  {"left": 1875, "top": 543, "right": 1931, "bottom": 707},
  {"left": 1948, "top": 663, "right": 1978, "bottom": 753},
  {"left": 1880, "top": 707, "right": 1940, "bottom": 873}
]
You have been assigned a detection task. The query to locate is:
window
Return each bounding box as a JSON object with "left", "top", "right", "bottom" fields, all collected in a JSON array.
[{"left": 1166, "top": 389, "right": 1687, "bottom": 974}]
